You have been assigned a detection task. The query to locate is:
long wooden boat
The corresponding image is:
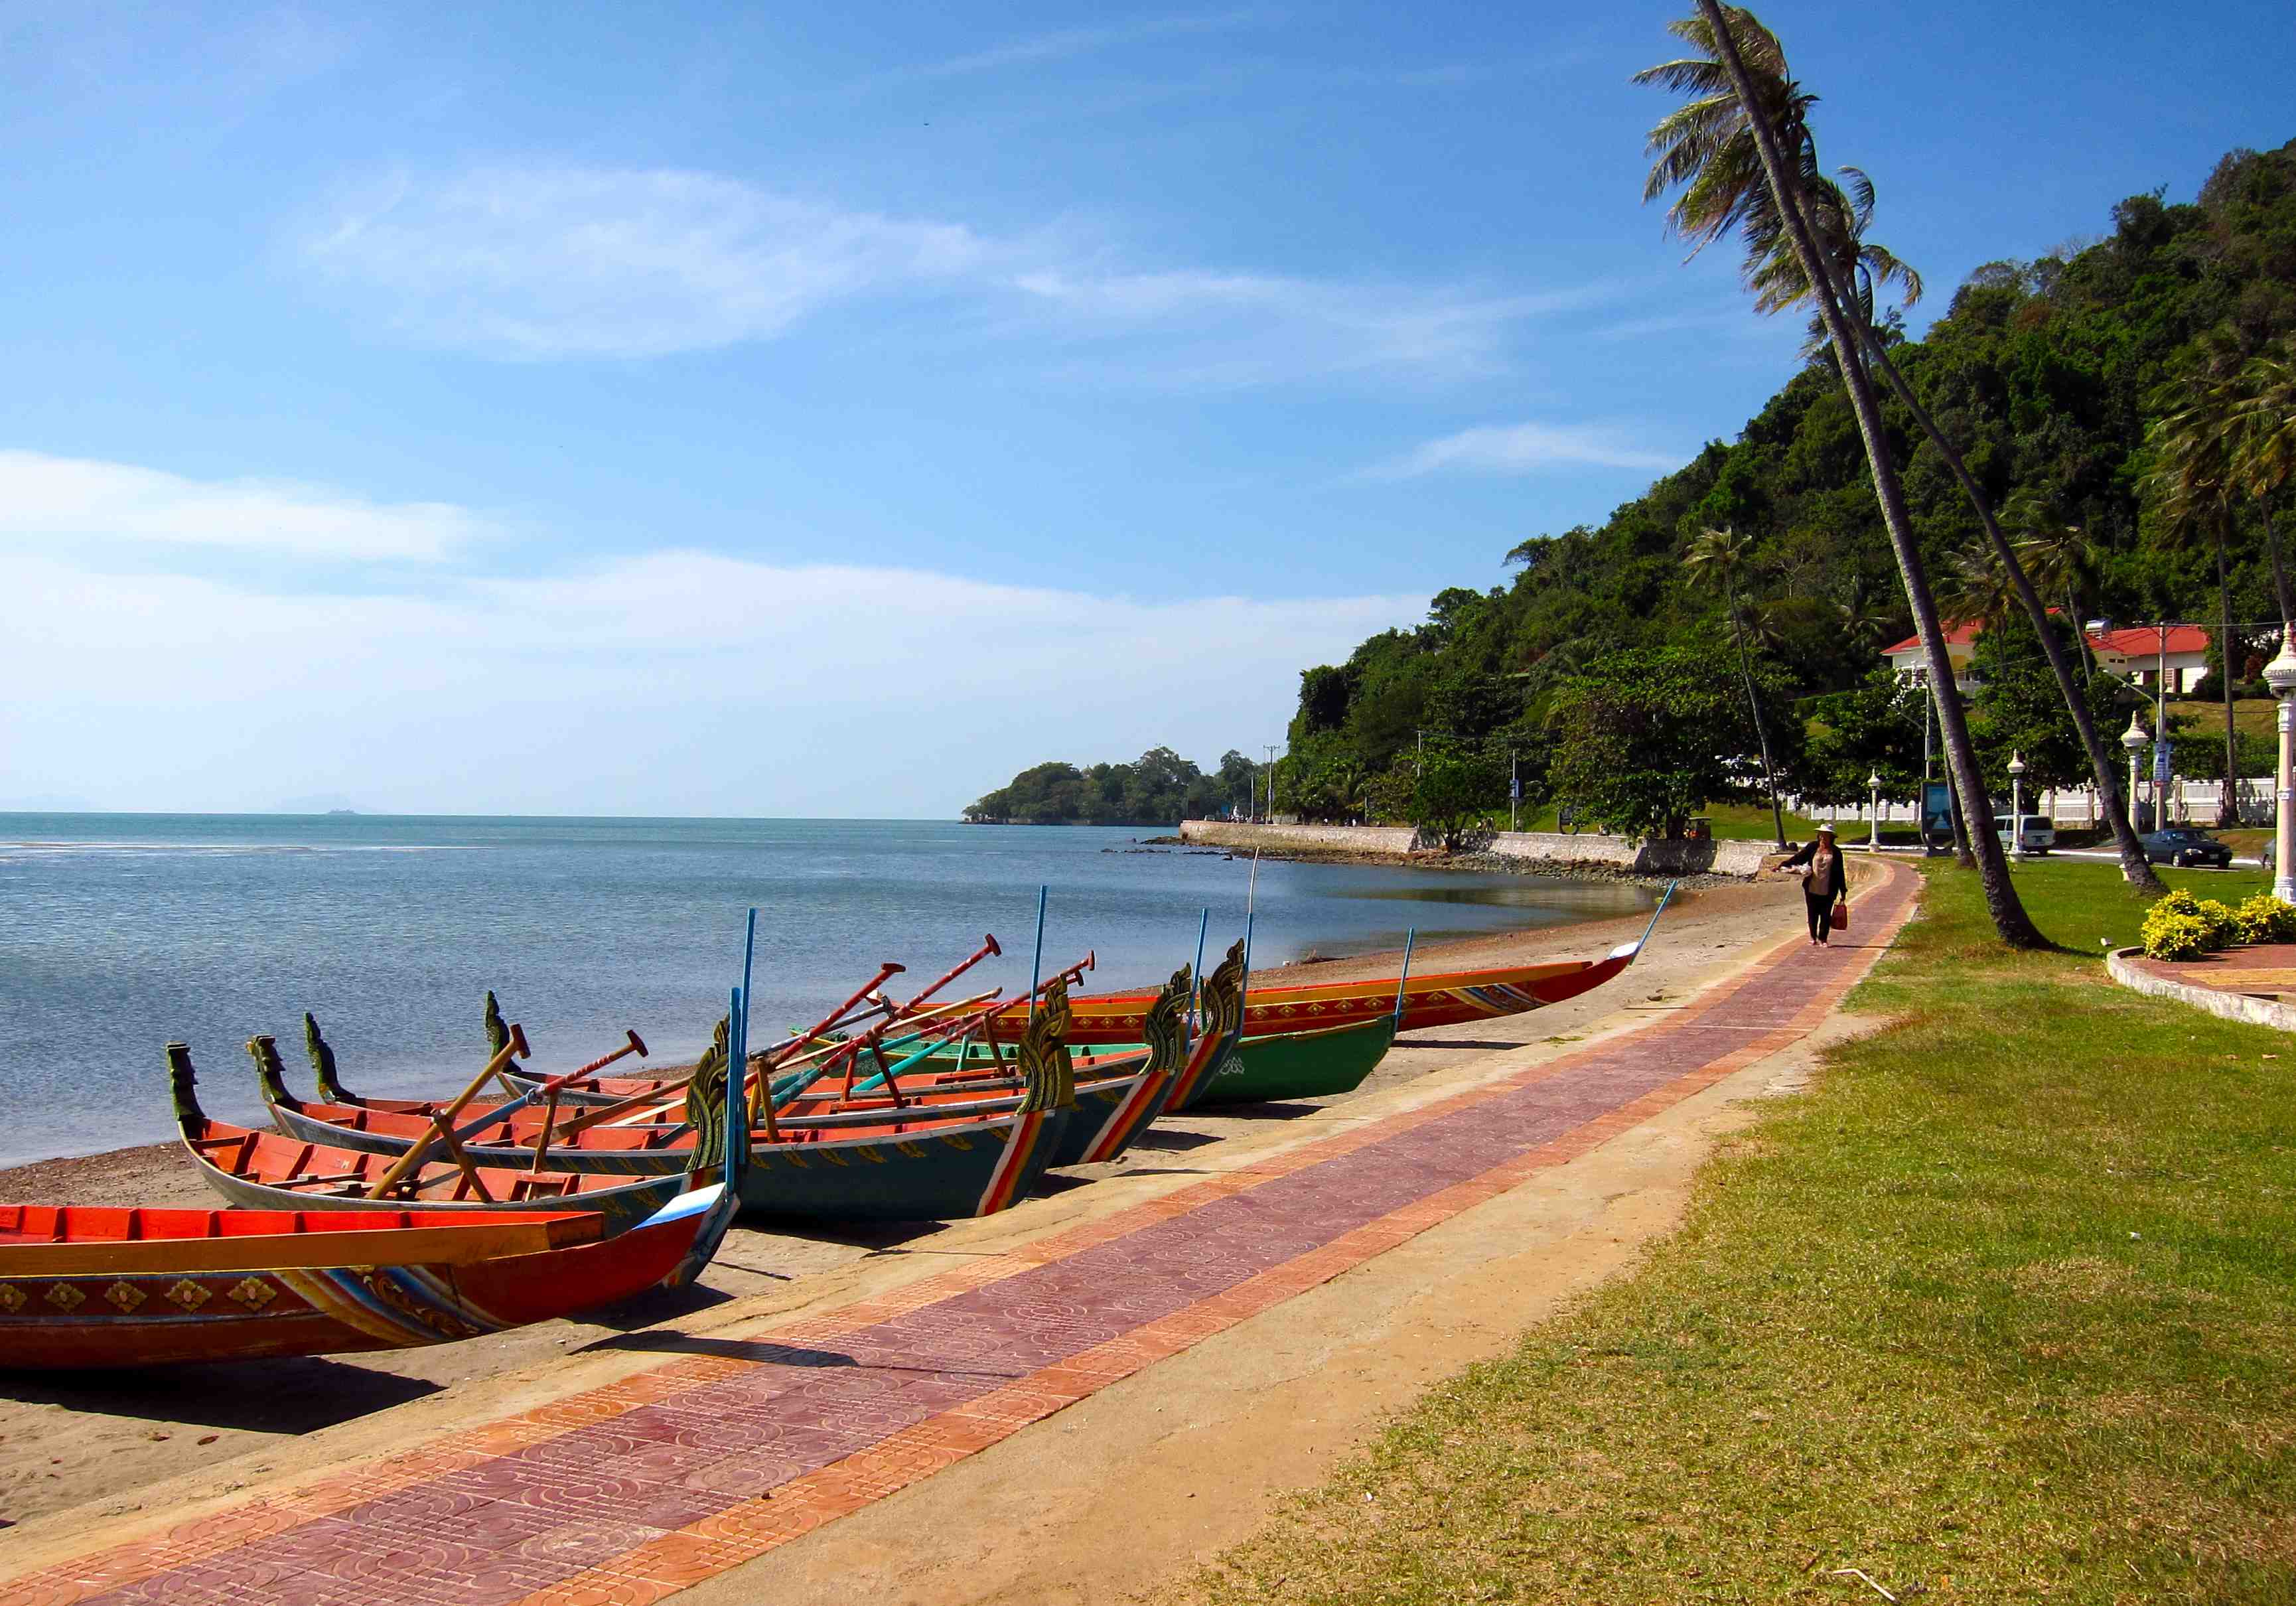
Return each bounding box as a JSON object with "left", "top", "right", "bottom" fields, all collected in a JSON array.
[
  {"left": 261, "top": 988, "right": 1084, "bottom": 1223},
  {"left": 3, "top": 1045, "right": 745, "bottom": 1369},
  {"left": 279, "top": 963, "right": 1233, "bottom": 1181},
  {"left": 169, "top": 1037, "right": 741, "bottom": 1237},
  {"left": 0, "top": 1191, "right": 732, "bottom": 1370},
  {"left": 987, "top": 891, "right": 1674, "bottom": 1045},
  {"left": 1175, "top": 1012, "right": 1395, "bottom": 1110}
]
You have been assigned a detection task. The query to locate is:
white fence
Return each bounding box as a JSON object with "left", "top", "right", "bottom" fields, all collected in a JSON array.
[{"left": 1801, "top": 778, "right": 2278, "bottom": 830}]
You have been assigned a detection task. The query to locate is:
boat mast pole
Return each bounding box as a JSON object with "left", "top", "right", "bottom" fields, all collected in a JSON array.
[
  {"left": 1027, "top": 884, "right": 1048, "bottom": 1021},
  {"left": 739, "top": 908, "right": 758, "bottom": 1122},
  {"left": 1190, "top": 906, "right": 1210, "bottom": 1041},
  {"left": 1237, "top": 851, "right": 1261, "bottom": 1033},
  {"left": 1393, "top": 927, "right": 1416, "bottom": 1025}
]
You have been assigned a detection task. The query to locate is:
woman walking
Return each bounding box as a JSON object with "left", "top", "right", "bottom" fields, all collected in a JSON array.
[{"left": 1781, "top": 822, "right": 1848, "bottom": 946}]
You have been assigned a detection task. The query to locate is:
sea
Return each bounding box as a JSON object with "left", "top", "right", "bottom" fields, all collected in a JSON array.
[{"left": 0, "top": 815, "right": 1655, "bottom": 1167}]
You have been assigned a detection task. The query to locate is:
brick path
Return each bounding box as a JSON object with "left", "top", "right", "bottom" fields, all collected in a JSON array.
[{"left": 8, "top": 864, "right": 1916, "bottom": 1606}]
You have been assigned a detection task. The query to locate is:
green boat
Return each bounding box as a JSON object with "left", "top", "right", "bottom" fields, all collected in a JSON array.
[{"left": 1173, "top": 1013, "right": 1395, "bottom": 1110}]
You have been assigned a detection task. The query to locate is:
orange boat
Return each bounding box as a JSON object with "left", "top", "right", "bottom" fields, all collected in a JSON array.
[{"left": 991, "top": 891, "right": 1674, "bottom": 1045}]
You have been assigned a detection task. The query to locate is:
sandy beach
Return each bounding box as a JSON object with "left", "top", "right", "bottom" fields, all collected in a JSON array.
[{"left": 0, "top": 873, "right": 1802, "bottom": 1547}]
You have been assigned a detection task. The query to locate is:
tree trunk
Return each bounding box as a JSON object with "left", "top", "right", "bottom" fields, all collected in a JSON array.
[
  {"left": 2218, "top": 528, "right": 2240, "bottom": 827},
  {"left": 1854, "top": 336, "right": 2163, "bottom": 890},
  {"left": 1727, "top": 573, "right": 1788, "bottom": 847},
  {"left": 2261, "top": 494, "right": 2293, "bottom": 628},
  {"left": 1695, "top": 0, "right": 2043, "bottom": 946}
]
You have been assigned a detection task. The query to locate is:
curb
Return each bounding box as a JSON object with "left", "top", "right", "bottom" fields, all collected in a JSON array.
[{"left": 2106, "top": 946, "right": 2296, "bottom": 1031}]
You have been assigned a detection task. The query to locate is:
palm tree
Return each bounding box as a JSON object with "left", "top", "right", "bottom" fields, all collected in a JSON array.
[
  {"left": 2147, "top": 386, "right": 2246, "bottom": 825},
  {"left": 1641, "top": 5, "right": 2045, "bottom": 942},
  {"left": 1646, "top": 3, "right": 2159, "bottom": 901},
  {"left": 2226, "top": 344, "right": 2296, "bottom": 630},
  {"left": 1685, "top": 525, "right": 1787, "bottom": 845},
  {"left": 2006, "top": 491, "right": 2101, "bottom": 676}
]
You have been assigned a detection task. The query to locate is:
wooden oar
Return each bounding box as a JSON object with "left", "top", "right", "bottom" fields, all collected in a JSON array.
[
  {"left": 816, "top": 954, "right": 1094, "bottom": 1106},
  {"left": 365, "top": 1024, "right": 529, "bottom": 1200}
]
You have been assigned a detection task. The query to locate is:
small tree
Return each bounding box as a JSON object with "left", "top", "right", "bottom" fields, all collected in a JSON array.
[
  {"left": 1549, "top": 646, "right": 1796, "bottom": 841},
  {"left": 1409, "top": 746, "right": 1504, "bottom": 851},
  {"left": 1801, "top": 668, "right": 1925, "bottom": 807}
]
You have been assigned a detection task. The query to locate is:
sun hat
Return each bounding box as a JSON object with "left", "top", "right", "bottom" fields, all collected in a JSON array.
[{"left": 1816, "top": 822, "right": 1837, "bottom": 835}]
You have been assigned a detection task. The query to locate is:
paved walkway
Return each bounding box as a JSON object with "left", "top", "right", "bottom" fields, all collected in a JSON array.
[{"left": 9, "top": 865, "right": 1917, "bottom": 1606}]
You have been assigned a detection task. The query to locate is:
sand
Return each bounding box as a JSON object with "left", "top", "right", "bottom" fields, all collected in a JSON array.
[{"left": 0, "top": 872, "right": 1805, "bottom": 1549}]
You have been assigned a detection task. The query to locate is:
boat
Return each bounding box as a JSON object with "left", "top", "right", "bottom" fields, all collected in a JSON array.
[
  {"left": 169, "top": 1030, "right": 743, "bottom": 1237},
  {"left": 984, "top": 885, "right": 1676, "bottom": 1045},
  {"left": 262, "top": 987, "right": 1086, "bottom": 1222},
  {"left": 1174, "top": 1011, "right": 1395, "bottom": 1110},
  {"left": 1, "top": 1050, "right": 745, "bottom": 1370}
]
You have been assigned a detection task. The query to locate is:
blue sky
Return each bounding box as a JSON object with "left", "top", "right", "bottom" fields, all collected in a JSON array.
[{"left": 1, "top": 1, "right": 2287, "bottom": 815}]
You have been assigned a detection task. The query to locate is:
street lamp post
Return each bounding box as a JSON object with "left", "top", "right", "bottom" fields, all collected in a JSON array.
[
  {"left": 2265, "top": 629, "right": 2296, "bottom": 903},
  {"left": 1867, "top": 769, "right": 1882, "bottom": 853},
  {"left": 2122, "top": 714, "right": 2151, "bottom": 834},
  {"left": 2007, "top": 751, "right": 2027, "bottom": 855}
]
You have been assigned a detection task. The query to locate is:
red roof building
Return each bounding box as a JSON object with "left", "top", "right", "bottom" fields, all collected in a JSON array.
[{"left": 1883, "top": 619, "right": 2210, "bottom": 694}]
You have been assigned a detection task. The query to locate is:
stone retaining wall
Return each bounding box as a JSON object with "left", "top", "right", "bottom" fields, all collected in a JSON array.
[{"left": 1178, "top": 820, "right": 1774, "bottom": 878}]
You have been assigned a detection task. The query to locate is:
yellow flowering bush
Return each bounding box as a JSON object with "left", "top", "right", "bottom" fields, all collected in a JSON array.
[
  {"left": 2138, "top": 888, "right": 2296, "bottom": 958},
  {"left": 2234, "top": 893, "right": 2296, "bottom": 944}
]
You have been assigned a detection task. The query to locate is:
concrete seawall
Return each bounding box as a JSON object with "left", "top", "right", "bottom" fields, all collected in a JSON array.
[{"left": 1177, "top": 820, "right": 1774, "bottom": 878}]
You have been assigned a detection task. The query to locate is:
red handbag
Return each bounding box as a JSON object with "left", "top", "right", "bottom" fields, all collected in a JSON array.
[{"left": 1830, "top": 899, "right": 1849, "bottom": 931}]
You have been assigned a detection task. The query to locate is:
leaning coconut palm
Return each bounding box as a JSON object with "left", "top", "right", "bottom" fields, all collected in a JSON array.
[
  {"left": 1640, "top": 4, "right": 2043, "bottom": 940},
  {"left": 1684, "top": 525, "right": 1787, "bottom": 845},
  {"left": 1646, "top": 3, "right": 2159, "bottom": 901},
  {"left": 2146, "top": 386, "right": 2248, "bottom": 826}
]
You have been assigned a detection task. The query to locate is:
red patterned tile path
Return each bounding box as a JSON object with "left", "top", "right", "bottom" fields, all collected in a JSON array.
[{"left": 9, "top": 863, "right": 1916, "bottom": 1606}]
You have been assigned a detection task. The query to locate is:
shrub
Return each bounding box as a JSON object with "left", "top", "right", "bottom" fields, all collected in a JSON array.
[
  {"left": 2192, "top": 898, "right": 2242, "bottom": 950},
  {"left": 2141, "top": 907, "right": 2213, "bottom": 960},
  {"left": 2234, "top": 893, "right": 2296, "bottom": 945}
]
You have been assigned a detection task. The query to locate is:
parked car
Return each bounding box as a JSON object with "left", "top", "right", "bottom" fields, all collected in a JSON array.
[
  {"left": 1993, "top": 814, "right": 2055, "bottom": 854},
  {"left": 2139, "top": 826, "right": 2234, "bottom": 867}
]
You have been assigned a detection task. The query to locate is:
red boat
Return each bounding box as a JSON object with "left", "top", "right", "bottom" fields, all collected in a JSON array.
[{"left": 0, "top": 1188, "right": 737, "bottom": 1369}]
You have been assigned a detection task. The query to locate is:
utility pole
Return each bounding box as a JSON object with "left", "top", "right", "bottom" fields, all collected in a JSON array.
[
  {"left": 1264, "top": 744, "right": 1279, "bottom": 822},
  {"left": 1509, "top": 749, "right": 1519, "bottom": 832}
]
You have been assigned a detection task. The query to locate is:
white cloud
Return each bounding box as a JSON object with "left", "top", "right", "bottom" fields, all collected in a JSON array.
[
  {"left": 0, "top": 548, "right": 1419, "bottom": 817},
  {"left": 296, "top": 162, "right": 1591, "bottom": 380},
  {"left": 0, "top": 451, "right": 488, "bottom": 560},
  {"left": 305, "top": 167, "right": 995, "bottom": 359},
  {"left": 1366, "top": 421, "right": 1684, "bottom": 480},
  {"left": 845, "top": 10, "right": 1273, "bottom": 90}
]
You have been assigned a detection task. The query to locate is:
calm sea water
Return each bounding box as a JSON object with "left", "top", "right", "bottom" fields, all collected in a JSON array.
[{"left": 0, "top": 816, "right": 1653, "bottom": 1167}]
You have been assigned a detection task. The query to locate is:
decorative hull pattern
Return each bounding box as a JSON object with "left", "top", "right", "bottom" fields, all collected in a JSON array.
[
  {"left": 0, "top": 1192, "right": 731, "bottom": 1370},
  {"left": 1175, "top": 1013, "right": 1397, "bottom": 1110}
]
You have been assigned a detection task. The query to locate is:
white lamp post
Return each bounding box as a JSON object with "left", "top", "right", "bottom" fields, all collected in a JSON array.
[
  {"left": 2122, "top": 713, "right": 2151, "bottom": 833},
  {"left": 2264, "top": 628, "right": 2296, "bottom": 903},
  {"left": 2007, "top": 751, "right": 2027, "bottom": 855},
  {"left": 1867, "top": 768, "right": 1882, "bottom": 853}
]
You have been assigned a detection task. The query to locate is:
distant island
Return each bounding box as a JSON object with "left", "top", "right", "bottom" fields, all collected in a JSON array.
[
  {"left": 965, "top": 747, "right": 1257, "bottom": 826},
  {"left": 326, "top": 808, "right": 359, "bottom": 816}
]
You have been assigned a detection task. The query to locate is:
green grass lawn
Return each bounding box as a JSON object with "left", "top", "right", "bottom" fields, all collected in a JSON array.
[{"left": 1180, "top": 861, "right": 2296, "bottom": 1604}]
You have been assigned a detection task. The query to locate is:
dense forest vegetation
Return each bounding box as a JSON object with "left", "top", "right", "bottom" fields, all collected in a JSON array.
[
  {"left": 971, "top": 139, "right": 2296, "bottom": 829},
  {"left": 964, "top": 747, "right": 1258, "bottom": 825}
]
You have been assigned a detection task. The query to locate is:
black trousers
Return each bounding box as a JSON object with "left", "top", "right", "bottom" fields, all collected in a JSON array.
[{"left": 1805, "top": 890, "right": 1833, "bottom": 941}]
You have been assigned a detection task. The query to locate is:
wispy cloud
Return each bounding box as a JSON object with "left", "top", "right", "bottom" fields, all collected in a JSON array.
[
  {"left": 0, "top": 451, "right": 486, "bottom": 561},
  {"left": 1364, "top": 421, "right": 1685, "bottom": 480},
  {"left": 843, "top": 10, "right": 1275, "bottom": 91},
  {"left": 296, "top": 162, "right": 1593, "bottom": 382},
  {"left": 3, "top": 526, "right": 1421, "bottom": 816},
  {"left": 303, "top": 167, "right": 994, "bottom": 359}
]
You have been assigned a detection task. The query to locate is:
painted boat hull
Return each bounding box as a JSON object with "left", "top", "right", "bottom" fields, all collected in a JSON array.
[
  {"left": 1175, "top": 1014, "right": 1396, "bottom": 1110},
  {"left": 992, "top": 951, "right": 1640, "bottom": 1045},
  {"left": 735, "top": 1106, "right": 1072, "bottom": 1221},
  {"left": 0, "top": 1187, "right": 731, "bottom": 1370}
]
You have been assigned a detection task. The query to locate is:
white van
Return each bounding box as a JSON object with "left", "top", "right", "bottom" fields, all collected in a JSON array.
[{"left": 1994, "top": 814, "right": 2054, "bottom": 855}]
